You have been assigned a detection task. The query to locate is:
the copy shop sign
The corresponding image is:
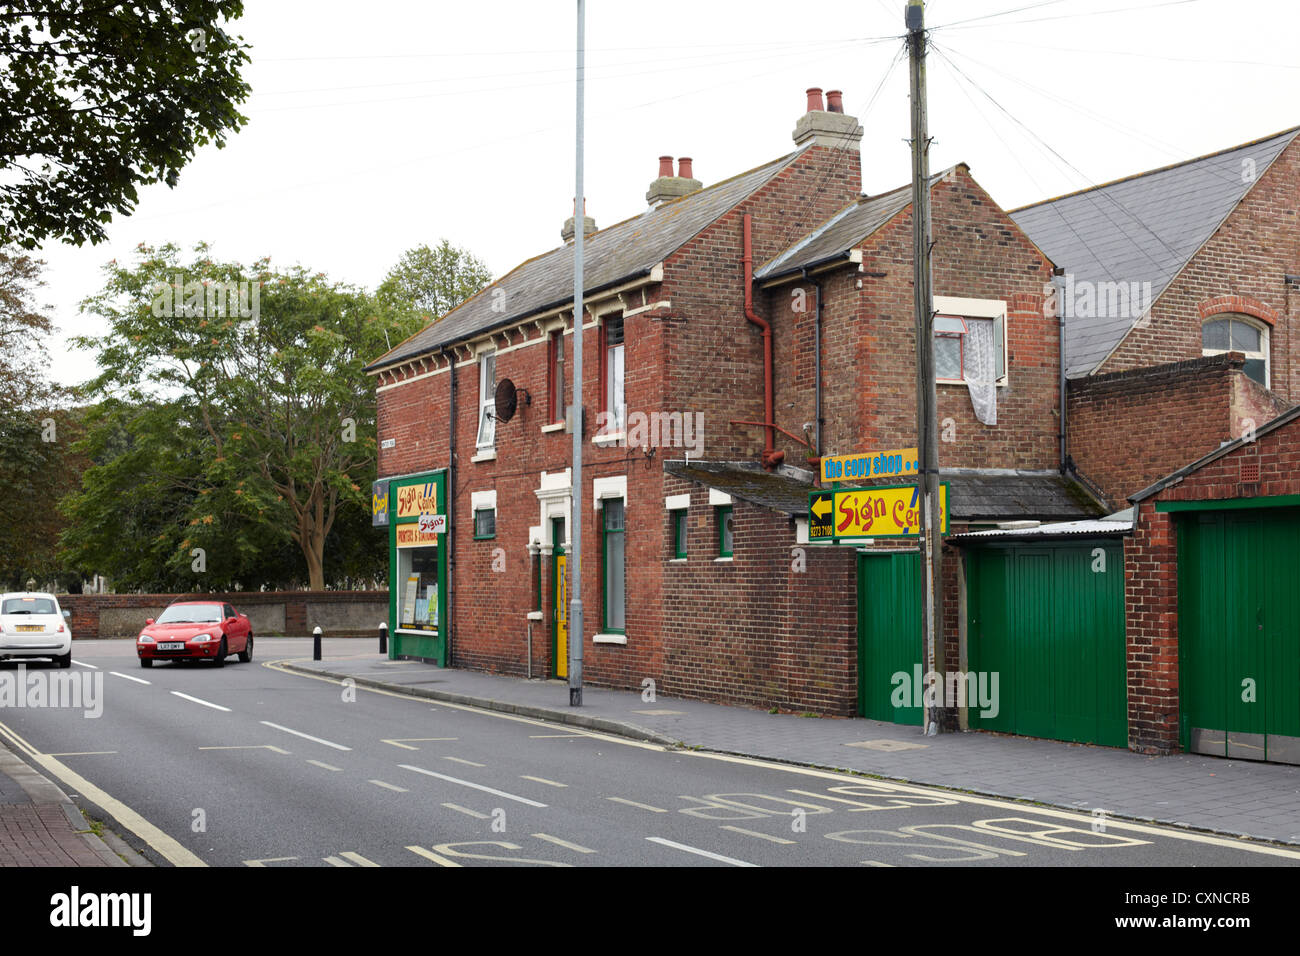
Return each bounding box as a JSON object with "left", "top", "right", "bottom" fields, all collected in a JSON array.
[{"left": 808, "top": 483, "right": 948, "bottom": 541}]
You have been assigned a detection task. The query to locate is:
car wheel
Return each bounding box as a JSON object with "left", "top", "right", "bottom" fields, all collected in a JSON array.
[
  {"left": 55, "top": 651, "right": 71, "bottom": 668},
  {"left": 238, "top": 633, "right": 253, "bottom": 663},
  {"left": 212, "top": 637, "right": 227, "bottom": 667},
  {"left": 140, "top": 657, "right": 153, "bottom": 669}
]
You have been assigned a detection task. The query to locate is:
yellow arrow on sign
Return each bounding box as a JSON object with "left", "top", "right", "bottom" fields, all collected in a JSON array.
[{"left": 811, "top": 496, "right": 832, "bottom": 519}]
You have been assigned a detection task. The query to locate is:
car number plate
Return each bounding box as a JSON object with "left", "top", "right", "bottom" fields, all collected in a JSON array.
[
  {"left": 159, "top": 642, "right": 185, "bottom": 651},
  {"left": 16, "top": 624, "right": 44, "bottom": 632}
]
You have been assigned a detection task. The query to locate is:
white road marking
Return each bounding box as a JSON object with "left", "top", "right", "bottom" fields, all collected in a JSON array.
[
  {"left": 260, "top": 720, "right": 351, "bottom": 751},
  {"left": 170, "top": 691, "right": 231, "bottom": 712},
  {"left": 45, "top": 751, "right": 117, "bottom": 757},
  {"left": 646, "top": 836, "right": 758, "bottom": 867},
  {"left": 861, "top": 860, "right": 896, "bottom": 867},
  {"left": 529, "top": 733, "right": 587, "bottom": 739},
  {"left": 324, "top": 855, "right": 349, "bottom": 867},
  {"left": 533, "top": 833, "right": 595, "bottom": 854},
  {"left": 442, "top": 756, "right": 485, "bottom": 767},
  {"left": 407, "top": 845, "right": 462, "bottom": 867},
  {"left": 370, "top": 780, "right": 408, "bottom": 793},
  {"left": 198, "top": 745, "right": 291, "bottom": 754},
  {"left": 520, "top": 775, "right": 568, "bottom": 788},
  {"left": 442, "top": 802, "right": 490, "bottom": 819},
  {"left": 306, "top": 760, "right": 342, "bottom": 772},
  {"left": 606, "top": 796, "right": 667, "bottom": 813},
  {"left": 109, "top": 671, "right": 151, "bottom": 685},
  {"left": 72, "top": 660, "right": 98, "bottom": 669},
  {"left": 382, "top": 737, "right": 457, "bottom": 750},
  {"left": 399, "top": 764, "right": 547, "bottom": 808},
  {"left": 340, "top": 851, "right": 380, "bottom": 867},
  {"left": 720, "top": 825, "right": 797, "bottom": 845},
  {"left": 244, "top": 857, "right": 298, "bottom": 867}
]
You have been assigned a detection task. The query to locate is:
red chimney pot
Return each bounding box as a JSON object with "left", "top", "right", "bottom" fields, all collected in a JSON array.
[
  {"left": 826, "top": 90, "right": 844, "bottom": 113},
  {"left": 677, "top": 157, "right": 693, "bottom": 179},
  {"left": 805, "top": 87, "right": 824, "bottom": 112},
  {"left": 658, "top": 155, "right": 674, "bottom": 178}
]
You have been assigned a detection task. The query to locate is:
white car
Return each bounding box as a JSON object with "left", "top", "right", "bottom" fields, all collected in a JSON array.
[{"left": 0, "top": 592, "right": 72, "bottom": 667}]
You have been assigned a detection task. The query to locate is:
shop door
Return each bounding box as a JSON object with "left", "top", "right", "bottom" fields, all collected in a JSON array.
[
  {"left": 552, "top": 518, "right": 567, "bottom": 680},
  {"left": 1178, "top": 508, "right": 1300, "bottom": 764},
  {"left": 857, "top": 551, "right": 922, "bottom": 725}
]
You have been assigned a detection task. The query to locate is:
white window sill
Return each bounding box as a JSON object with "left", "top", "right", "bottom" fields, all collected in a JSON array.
[
  {"left": 714, "top": 556, "right": 733, "bottom": 563},
  {"left": 526, "top": 611, "right": 543, "bottom": 621},
  {"left": 540, "top": 422, "right": 565, "bottom": 433},
  {"left": 668, "top": 558, "right": 687, "bottom": 563},
  {"left": 592, "top": 431, "right": 625, "bottom": 447},
  {"left": 594, "top": 633, "right": 627, "bottom": 645},
  {"left": 937, "top": 379, "right": 1009, "bottom": 388},
  {"left": 470, "top": 449, "right": 497, "bottom": 462}
]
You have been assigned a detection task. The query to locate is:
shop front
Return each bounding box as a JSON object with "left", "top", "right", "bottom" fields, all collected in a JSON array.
[{"left": 377, "top": 470, "right": 449, "bottom": 665}]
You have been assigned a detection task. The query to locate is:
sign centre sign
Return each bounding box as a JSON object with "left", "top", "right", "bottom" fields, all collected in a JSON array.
[{"left": 809, "top": 483, "right": 948, "bottom": 541}]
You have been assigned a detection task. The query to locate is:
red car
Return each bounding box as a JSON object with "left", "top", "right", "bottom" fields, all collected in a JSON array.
[{"left": 137, "top": 601, "right": 253, "bottom": 668}]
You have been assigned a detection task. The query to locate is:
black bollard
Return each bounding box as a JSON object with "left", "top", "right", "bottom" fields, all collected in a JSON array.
[
  {"left": 378, "top": 621, "right": 388, "bottom": 655},
  {"left": 312, "top": 625, "right": 322, "bottom": 661}
]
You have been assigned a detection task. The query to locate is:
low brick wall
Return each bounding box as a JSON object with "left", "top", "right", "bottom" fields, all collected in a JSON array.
[{"left": 59, "top": 591, "right": 389, "bottom": 640}]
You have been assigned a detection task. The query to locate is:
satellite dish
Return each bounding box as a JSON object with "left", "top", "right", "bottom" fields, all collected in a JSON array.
[{"left": 494, "top": 379, "right": 518, "bottom": 423}]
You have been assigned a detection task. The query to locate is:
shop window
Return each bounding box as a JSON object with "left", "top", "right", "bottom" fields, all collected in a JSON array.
[
  {"left": 473, "top": 507, "right": 496, "bottom": 539},
  {"left": 1203, "top": 314, "right": 1269, "bottom": 388},
  {"left": 602, "top": 315, "right": 625, "bottom": 435},
  {"left": 603, "top": 498, "right": 626, "bottom": 633},
  {"left": 476, "top": 348, "right": 496, "bottom": 449},
  {"left": 717, "top": 505, "right": 733, "bottom": 558},
  {"left": 397, "top": 544, "right": 438, "bottom": 633},
  {"left": 671, "top": 508, "right": 687, "bottom": 559}
]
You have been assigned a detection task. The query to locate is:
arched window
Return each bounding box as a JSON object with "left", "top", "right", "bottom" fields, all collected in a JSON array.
[{"left": 1203, "top": 314, "right": 1269, "bottom": 388}]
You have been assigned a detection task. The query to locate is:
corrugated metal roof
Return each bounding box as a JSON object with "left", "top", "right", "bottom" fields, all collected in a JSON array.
[
  {"left": 366, "top": 150, "right": 802, "bottom": 371},
  {"left": 1010, "top": 128, "right": 1300, "bottom": 378},
  {"left": 950, "top": 508, "right": 1134, "bottom": 542}
]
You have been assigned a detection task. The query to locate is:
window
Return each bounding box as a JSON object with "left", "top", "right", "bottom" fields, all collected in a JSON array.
[
  {"left": 717, "top": 505, "right": 733, "bottom": 557},
  {"left": 548, "top": 330, "right": 564, "bottom": 424},
  {"left": 473, "top": 507, "right": 496, "bottom": 539},
  {"left": 1203, "top": 315, "right": 1269, "bottom": 388},
  {"left": 602, "top": 498, "right": 625, "bottom": 632},
  {"left": 602, "top": 315, "right": 625, "bottom": 434},
  {"left": 476, "top": 349, "right": 496, "bottom": 448},
  {"left": 934, "top": 313, "right": 1005, "bottom": 384},
  {"left": 671, "top": 509, "right": 687, "bottom": 559}
]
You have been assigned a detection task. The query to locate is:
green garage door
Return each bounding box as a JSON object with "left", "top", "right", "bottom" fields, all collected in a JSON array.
[
  {"left": 857, "top": 551, "right": 921, "bottom": 725},
  {"left": 965, "top": 542, "right": 1127, "bottom": 747},
  {"left": 1177, "top": 508, "right": 1300, "bottom": 764}
]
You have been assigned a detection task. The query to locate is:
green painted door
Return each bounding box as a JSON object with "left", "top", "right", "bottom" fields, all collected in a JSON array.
[
  {"left": 966, "top": 542, "right": 1126, "bottom": 747},
  {"left": 857, "top": 551, "right": 921, "bottom": 725},
  {"left": 1178, "top": 508, "right": 1300, "bottom": 764}
]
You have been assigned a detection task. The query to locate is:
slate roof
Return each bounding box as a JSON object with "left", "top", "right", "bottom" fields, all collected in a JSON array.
[
  {"left": 664, "top": 462, "right": 1105, "bottom": 522},
  {"left": 366, "top": 150, "right": 803, "bottom": 371},
  {"left": 1010, "top": 127, "right": 1300, "bottom": 379},
  {"left": 754, "top": 169, "right": 955, "bottom": 281}
]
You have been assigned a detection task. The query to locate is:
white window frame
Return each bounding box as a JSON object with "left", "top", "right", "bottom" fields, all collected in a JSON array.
[
  {"left": 933, "top": 296, "right": 1008, "bottom": 387},
  {"left": 1202, "top": 314, "right": 1270, "bottom": 390},
  {"left": 476, "top": 348, "right": 496, "bottom": 449}
]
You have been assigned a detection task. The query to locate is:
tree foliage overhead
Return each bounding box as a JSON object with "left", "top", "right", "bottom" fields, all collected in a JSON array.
[
  {"left": 0, "top": 1, "right": 251, "bottom": 249},
  {"left": 375, "top": 240, "right": 492, "bottom": 323}
]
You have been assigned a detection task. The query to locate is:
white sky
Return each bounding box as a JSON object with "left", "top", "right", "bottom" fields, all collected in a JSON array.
[{"left": 34, "top": 0, "right": 1300, "bottom": 387}]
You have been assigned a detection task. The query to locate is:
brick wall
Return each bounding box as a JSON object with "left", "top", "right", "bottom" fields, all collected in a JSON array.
[{"left": 1068, "top": 352, "right": 1290, "bottom": 509}]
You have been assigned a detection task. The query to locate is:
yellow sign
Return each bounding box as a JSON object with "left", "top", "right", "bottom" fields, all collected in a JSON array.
[
  {"left": 396, "top": 482, "right": 438, "bottom": 519},
  {"left": 396, "top": 524, "right": 440, "bottom": 549},
  {"left": 372, "top": 481, "right": 389, "bottom": 526},
  {"left": 820, "top": 448, "right": 919, "bottom": 483},
  {"left": 809, "top": 483, "right": 947, "bottom": 540}
]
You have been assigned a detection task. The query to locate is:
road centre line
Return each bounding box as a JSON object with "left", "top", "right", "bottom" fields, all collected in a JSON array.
[
  {"left": 198, "top": 745, "right": 291, "bottom": 754},
  {"left": 72, "top": 660, "right": 98, "bottom": 669},
  {"left": 399, "top": 764, "right": 547, "bottom": 808},
  {"left": 720, "top": 825, "right": 797, "bottom": 845},
  {"left": 442, "top": 756, "right": 485, "bottom": 767},
  {"left": 260, "top": 720, "right": 351, "bottom": 751},
  {"left": 382, "top": 737, "right": 458, "bottom": 750},
  {"left": 407, "top": 845, "right": 462, "bottom": 867},
  {"left": 307, "top": 760, "right": 342, "bottom": 771},
  {"left": 370, "top": 780, "right": 408, "bottom": 792},
  {"left": 533, "top": 833, "right": 595, "bottom": 853},
  {"left": 170, "top": 691, "right": 231, "bottom": 712},
  {"left": 520, "top": 775, "right": 568, "bottom": 788},
  {"left": 606, "top": 796, "right": 667, "bottom": 813},
  {"left": 443, "top": 802, "right": 490, "bottom": 819},
  {"left": 109, "top": 671, "right": 151, "bottom": 685},
  {"left": 646, "top": 836, "right": 758, "bottom": 867}
]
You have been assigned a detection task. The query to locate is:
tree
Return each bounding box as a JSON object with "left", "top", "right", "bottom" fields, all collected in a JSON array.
[
  {"left": 375, "top": 240, "right": 492, "bottom": 322},
  {"left": 0, "top": 2, "right": 251, "bottom": 249},
  {"left": 66, "top": 244, "right": 415, "bottom": 590}
]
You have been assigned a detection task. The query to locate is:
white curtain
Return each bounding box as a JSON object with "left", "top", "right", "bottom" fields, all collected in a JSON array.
[{"left": 963, "top": 318, "right": 997, "bottom": 426}]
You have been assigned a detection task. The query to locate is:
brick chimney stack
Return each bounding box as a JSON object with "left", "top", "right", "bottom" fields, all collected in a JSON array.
[
  {"left": 646, "top": 155, "right": 703, "bottom": 207},
  {"left": 793, "top": 86, "right": 862, "bottom": 148},
  {"left": 562, "top": 198, "right": 597, "bottom": 243}
]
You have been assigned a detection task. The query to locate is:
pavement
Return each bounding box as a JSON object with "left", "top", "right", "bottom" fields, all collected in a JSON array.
[{"left": 285, "top": 653, "right": 1300, "bottom": 847}]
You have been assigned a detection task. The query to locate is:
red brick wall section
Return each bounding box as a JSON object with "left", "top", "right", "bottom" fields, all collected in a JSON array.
[
  {"left": 58, "top": 591, "right": 388, "bottom": 640},
  {"left": 1099, "top": 136, "right": 1300, "bottom": 408},
  {"left": 1126, "top": 412, "right": 1300, "bottom": 752},
  {"left": 1068, "top": 353, "right": 1288, "bottom": 509}
]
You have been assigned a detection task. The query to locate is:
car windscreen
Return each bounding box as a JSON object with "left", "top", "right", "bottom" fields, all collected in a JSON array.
[
  {"left": 156, "top": 604, "right": 223, "bottom": 624},
  {"left": 2, "top": 597, "right": 57, "bottom": 615}
]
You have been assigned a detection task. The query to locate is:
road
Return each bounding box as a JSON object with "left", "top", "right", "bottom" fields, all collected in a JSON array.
[{"left": 1, "top": 638, "right": 1297, "bottom": 868}]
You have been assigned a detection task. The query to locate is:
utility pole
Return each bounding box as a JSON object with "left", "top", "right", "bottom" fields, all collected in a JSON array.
[
  {"left": 568, "top": 0, "right": 585, "bottom": 707},
  {"left": 907, "top": 0, "right": 941, "bottom": 735}
]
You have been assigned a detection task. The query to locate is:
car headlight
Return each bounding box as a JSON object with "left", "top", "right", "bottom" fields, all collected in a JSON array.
[
  {"left": 138, "top": 634, "right": 155, "bottom": 644},
  {"left": 193, "top": 633, "right": 215, "bottom": 642}
]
